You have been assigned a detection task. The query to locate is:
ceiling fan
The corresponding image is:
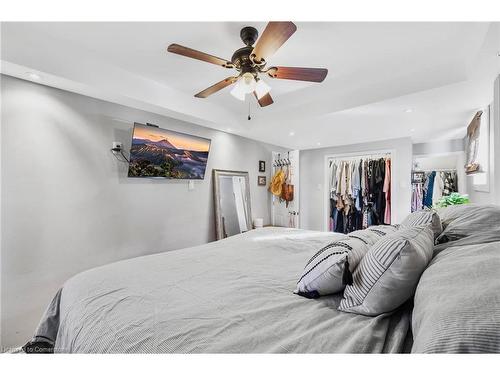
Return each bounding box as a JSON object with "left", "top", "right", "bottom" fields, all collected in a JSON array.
[{"left": 167, "top": 22, "right": 328, "bottom": 107}]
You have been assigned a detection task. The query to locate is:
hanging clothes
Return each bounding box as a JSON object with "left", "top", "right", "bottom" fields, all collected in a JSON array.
[
  {"left": 383, "top": 158, "right": 391, "bottom": 224},
  {"left": 423, "top": 171, "right": 436, "bottom": 208},
  {"left": 442, "top": 171, "right": 458, "bottom": 196},
  {"left": 432, "top": 172, "right": 444, "bottom": 205},
  {"left": 328, "top": 155, "right": 391, "bottom": 234},
  {"left": 411, "top": 183, "right": 424, "bottom": 212},
  {"left": 329, "top": 160, "right": 338, "bottom": 198},
  {"left": 361, "top": 159, "right": 368, "bottom": 200},
  {"left": 412, "top": 169, "right": 459, "bottom": 211},
  {"left": 351, "top": 160, "right": 360, "bottom": 209},
  {"left": 375, "top": 158, "right": 386, "bottom": 224}
]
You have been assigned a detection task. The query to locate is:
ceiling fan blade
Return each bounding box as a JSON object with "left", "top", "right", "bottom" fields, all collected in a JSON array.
[
  {"left": 253, "top": 92, "right": 274, "bottom": 107},
  {"left": 194, "top": 77, "right": 238, "bottom": 98},
  {"left": 266, "top": 66, "right": 328, "bottom": 82},
  {"left": 251, "top": 22, "right": 297, "bottom": 63},
  {"left": 167, "top": 44, "right": 233, "bottom": 68}
]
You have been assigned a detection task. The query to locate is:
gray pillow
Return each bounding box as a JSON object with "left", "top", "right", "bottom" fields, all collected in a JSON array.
[
  {"left": 401, "top": 210, "right": 442, "bottom": 240},
  {"left": 436, "top": 204, "right": 500, "bottom": 244},
  {"left": 435, "top": 203, "right": 477, "bottom": 229},
  {"left": 295, "top": 225, "right": 398, "bottom": 297},
  {"left": 338, "top": 225, "right": 434, "bottom": 316},
  {"left": 412, "top": 239, "right": 500, "bottom": 353}
]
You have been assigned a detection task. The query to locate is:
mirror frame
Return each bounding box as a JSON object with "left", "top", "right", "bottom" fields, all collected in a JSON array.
[{"left": 213, "top": 169, "right": 253, "bottom": 240}]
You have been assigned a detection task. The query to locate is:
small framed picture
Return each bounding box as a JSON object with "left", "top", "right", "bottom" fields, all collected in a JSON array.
[
  {"left": 259, "top": 160, "right": 265, "bottom": 172},
  {"left": 258, "top": 176, "right": 266, "bottom": 186}
]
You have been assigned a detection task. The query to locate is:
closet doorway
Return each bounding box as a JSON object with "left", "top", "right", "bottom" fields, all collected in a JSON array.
[
  {"left": 411, "top": 151, "right": 466, "bottom": 211},
  {"left": 323, "top": 149, "right": 394, "bottom": 233}
]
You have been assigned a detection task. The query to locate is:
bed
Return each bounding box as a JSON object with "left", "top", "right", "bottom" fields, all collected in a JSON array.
[
  {"left": 25, "top": 205, "right": 500, "bottom": 353},
  {"left": 25, "top": 228, "right": 412, "bottom": 353}
]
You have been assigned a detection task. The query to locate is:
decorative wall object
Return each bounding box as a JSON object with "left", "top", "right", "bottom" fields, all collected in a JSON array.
[
  {"left": 259, "top": 160, "right": 266, "bottom": 172},
  {"left": 258, "top": 176, "right": 266, "bottom": 186},
  {"left": 465, "top": 111, "right": 483, "bottom": 175},
  {"left": 128, "top": 122, "right": 211, "bottom": 179}
]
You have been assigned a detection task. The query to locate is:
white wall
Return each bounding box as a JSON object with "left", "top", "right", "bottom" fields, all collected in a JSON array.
[
  {"left": 299, "top": 137, "right": 413, "bottom": 231},
  {"left": 0, "top": 73, "right": 3, "bottom": 350},
  {"left": 412, "top": 139, "right": 465, "bottom": 155},
  {"left": 494, "top": 76, "right": 500, "bottom": 205},
  {"left": 0, "top": 75, "right": 282, "bottom": 349}
]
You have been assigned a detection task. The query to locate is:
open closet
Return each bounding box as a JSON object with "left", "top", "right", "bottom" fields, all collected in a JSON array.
[
  {"left": 325, "top": 151, "right": 392, "bottom": 234},
  {"left": 411, "top": 153, "right": 466, "bottom": 212}
]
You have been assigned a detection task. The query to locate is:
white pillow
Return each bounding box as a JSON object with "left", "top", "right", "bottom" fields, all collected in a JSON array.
[{"left": 294, "top": 225, "right": 398, "bottom": 298}]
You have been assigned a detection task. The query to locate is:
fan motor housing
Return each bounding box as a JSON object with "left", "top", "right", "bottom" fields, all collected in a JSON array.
[{"left": 231, "top": 46, "right": 254, "bottom": 72}]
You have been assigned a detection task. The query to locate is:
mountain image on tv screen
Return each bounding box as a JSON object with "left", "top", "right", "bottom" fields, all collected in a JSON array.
[{"left": 128, "top": 123, "right": 211, "bottom": 179}]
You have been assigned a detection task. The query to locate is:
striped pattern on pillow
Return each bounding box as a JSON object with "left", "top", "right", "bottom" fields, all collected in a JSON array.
[
  {"left": 295, "top": 225, "right": 398, "bottom": 297},
  {"left": 339, "top": 225, "right": 434, "bottom": 316},
  {"left": 341, "top": 240, "right": 407, "bottom": 306},
  {"left": 411, "top": 236, "right": 500, "bottom": 353},
  {"left": 401, "top": 210, "right": 442, "bottom": 239}
]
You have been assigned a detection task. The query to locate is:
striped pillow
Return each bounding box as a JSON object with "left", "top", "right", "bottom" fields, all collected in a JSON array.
[
  {"left": 294, "top": 225, "right": 398, "bottom": 298},
  {"left": 339, "top": 225, "right": 434, "bottom": 316},
  {"left": 401, "top": 210, "right": 442, "bottom": 239}
]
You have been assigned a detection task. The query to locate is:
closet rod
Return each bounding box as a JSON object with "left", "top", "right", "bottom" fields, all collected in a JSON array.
[
  {"left": 328, "top": 153, "right": 391, "bottom": 161},
  {"left": 415, "top": 168, "right": 458, "bottom": 172}
]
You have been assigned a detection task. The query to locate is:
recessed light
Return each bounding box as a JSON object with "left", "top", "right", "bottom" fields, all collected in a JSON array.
[
  {"left": 289, "top": 131, "right": 295, "bottom": 136},
  {"left": 404, "top": 108, "right": 413, "bottom": 113},
  {"left": 26, "top": 72, "right": 41, "bottom": 81},
  {"left": 317, "top": 142, "right": 321, "bottom": 146},
  {"left": 410, "top": 128, "right": 415, "bottom": 132}
]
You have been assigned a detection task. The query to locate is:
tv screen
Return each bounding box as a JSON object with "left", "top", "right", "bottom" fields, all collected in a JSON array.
[{"left": 128, "top": 123, "right": 211, "bottom": 179}]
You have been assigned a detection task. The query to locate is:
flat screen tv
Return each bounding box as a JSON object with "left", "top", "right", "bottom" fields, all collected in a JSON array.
[{"left": 128, "top": 123, "right": 211, "bottom": 179}]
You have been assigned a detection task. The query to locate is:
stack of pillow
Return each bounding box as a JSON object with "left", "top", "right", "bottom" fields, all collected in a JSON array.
[{"left": 295, "top": 210, "right": 443, "bottom": 316}]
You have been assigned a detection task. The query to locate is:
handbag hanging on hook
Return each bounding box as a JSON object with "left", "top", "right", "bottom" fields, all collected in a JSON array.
[
  {"left": 281, "top": 154, "right": 294, "bottom": 207},
  {"left": 269, "top": 154, "right": 285, "bottom": 197}
]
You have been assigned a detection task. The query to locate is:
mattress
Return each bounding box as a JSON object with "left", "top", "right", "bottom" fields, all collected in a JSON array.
[{"left": 26, "top": 228, "right": 412, "bottom": 353}]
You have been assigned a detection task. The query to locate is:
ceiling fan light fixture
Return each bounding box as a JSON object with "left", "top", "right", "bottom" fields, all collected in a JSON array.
[
  {"left": 230, "top": 73, "right": 257, "bottom": 101},
  {"left": 241, "top": 72, "right": 256, "bottom": 94},
  {"left": 230, "top": 80, "right": 246, "bottom": 101},
  {"left": 255, "top": 79, "right": 271, "bottom": 99}
]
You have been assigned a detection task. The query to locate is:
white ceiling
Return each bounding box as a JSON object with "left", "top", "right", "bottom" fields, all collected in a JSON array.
[{"left": 1, "top": 22, "right": 499, "bottom": 149}]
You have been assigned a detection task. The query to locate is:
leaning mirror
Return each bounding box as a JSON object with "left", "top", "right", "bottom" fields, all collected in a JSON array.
[{"left": 213, "top": 169, "right": 252, "bottom": 240}]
